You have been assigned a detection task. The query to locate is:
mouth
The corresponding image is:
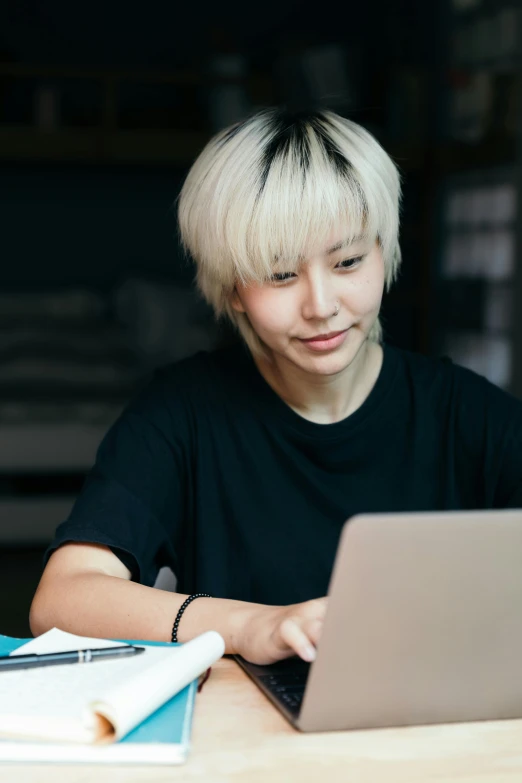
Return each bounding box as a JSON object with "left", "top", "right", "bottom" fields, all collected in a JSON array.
[
  {"left": 301, "top": 329, "right": 346, "bottom": 343},
  {"left": 298, "top": 328, "right": 350, "bottom": 353}
]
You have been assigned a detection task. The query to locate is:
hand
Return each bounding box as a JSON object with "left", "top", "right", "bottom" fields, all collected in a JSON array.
[{"left": 235, "top": 597, "right": 328, "bottom": 666}]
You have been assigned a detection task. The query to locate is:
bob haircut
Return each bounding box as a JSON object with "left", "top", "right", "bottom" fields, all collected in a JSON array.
[{"left": 177, "top": 107, "right": 402, "bottom": 359}]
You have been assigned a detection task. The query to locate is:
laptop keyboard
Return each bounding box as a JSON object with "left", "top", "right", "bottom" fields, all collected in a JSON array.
[
  {"left": 235, "top": 655, "right": 311, "bottom": 719},
  {"left": 257, "top": 666, "right": 309, "bottom": 717}
]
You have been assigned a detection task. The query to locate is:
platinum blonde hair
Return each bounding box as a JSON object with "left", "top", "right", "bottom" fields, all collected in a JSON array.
[{"left": 177, "top": 108, "right": 402, "bottom": 358}]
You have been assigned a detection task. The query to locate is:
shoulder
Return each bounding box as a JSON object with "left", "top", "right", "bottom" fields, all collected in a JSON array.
[
  {"left": 385, "top": 344, "right": 457, "bottom": 406},
  {"left": 388, "top": 343, "right": 522, "bottom": 423},
  {"left": 390, "top": 343, "right": 494, "bottom": 392},
  {"left": 388, "top": 344, "right": 453, "bottom": 385},
  {"left": 127, "top": 342, "right": 247, "bottom": 411},
  {"left": 94, "top": 343, "right": 249, "bottom": 461}
]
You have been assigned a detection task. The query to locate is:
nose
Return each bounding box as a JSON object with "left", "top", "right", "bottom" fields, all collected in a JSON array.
[{"left": 300, "top": 271, "right": 337, "bottom": 322}]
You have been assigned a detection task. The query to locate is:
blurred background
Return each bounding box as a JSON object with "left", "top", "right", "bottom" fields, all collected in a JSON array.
[{"left": 0, "top": 0, "right": 521, "bottom": 636}]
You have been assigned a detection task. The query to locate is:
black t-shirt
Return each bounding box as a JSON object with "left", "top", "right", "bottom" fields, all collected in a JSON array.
[{"left": 44, "top": 342, "right": 522, "bottom": 605}]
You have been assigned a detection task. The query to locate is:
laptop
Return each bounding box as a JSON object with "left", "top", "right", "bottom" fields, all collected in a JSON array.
[{"left": 235, "top": 509, "right": 522, "bottom": 732}]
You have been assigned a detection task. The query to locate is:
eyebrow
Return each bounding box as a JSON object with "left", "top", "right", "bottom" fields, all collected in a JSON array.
[
  {"left": 275, "top": 234, "right": 368, "bottom": 265},
  {"left": 326, "top": 235, "right": 366, "bottom": 255}
]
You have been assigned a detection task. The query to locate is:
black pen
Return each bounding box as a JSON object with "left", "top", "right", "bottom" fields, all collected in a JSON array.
[{"left": 0, "top": 645, "right": 145, "bottom": 672}]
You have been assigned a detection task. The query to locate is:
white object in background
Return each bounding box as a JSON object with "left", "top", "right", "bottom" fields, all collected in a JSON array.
[
  {"left": 446, "top": 191, "right": 465, "bottom": 225},
  {"left": 484, "top": 230, "right": 515, "bottom": 280},
  {"left": 442, "top": 234, "right": 463, "bottom": 278},
  {"left": 470, "top": 187, "right": 491, "bottom": 224},
  {"left": 154, "top": 566, "right": 178, "bottom": 592},
  {"left": 445, "top": 333, "right": 481, "bottom": 375},
  {"left": 443, "top": 233, "right": 482, "bottom": 278},
  {"left": 484, "top": 284, "right": 513, "bottom": 333},
  {"left": 492, "top": 184, "right": 517, "bottom": 224},
  {"left": 445, "top": 332, "right": 512, "bottom": 389},
  {"left": 470, "top": 230, "right": 489, "bottom": 277},
  {"left": 456, "top": 189, "right": 475, "bottom": 225},
  {"left": 484, "top": 336, "right": 512, "bottom": 389}
]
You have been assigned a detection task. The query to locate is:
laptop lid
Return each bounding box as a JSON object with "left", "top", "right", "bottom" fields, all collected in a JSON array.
[{"left": 297, "top": 509, "right": 522, "bottom": 732}]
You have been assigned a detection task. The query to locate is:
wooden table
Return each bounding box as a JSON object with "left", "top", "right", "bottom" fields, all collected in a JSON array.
[{"left": 4, "top": 656, "right": 522, "bottom": 782}]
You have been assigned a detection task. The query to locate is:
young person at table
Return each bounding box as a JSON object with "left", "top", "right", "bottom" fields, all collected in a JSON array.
[{"left": 30, "top": 107, "right": 522, "bottom": 666}]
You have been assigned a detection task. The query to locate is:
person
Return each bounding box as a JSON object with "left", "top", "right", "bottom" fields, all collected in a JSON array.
[{"left": 30, "top": 107, "right": 522, "bottom": 666}]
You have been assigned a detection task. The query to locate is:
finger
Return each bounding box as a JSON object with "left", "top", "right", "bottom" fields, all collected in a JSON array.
[
  {"left": 306, "top": 617, "right": 324, "bottom": 647},
  {"left": 279, "top": 617, "right": 316, "bottom": 662}
]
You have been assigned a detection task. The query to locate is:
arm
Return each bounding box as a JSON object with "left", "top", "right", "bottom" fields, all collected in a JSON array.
[{"left": 29, "top": 542, "right": 326, "bottom": 665}]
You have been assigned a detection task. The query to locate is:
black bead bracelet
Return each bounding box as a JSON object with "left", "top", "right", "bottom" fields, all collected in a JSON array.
[{"left": 171, "top": 593, "right": 211, "bottom": 643}]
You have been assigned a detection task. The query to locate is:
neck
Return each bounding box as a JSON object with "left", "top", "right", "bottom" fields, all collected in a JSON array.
[{"left": 254, "top": 341, "right": 383, "bottom": 425}]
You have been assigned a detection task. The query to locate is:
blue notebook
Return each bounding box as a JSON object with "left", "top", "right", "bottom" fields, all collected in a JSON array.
[{"left": 0, "top": 634, "right": 198, "bottom": 765}]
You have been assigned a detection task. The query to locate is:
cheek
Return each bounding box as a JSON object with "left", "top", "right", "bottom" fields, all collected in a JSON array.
[
  {"left": 346, "top": 277, "right": 383, "bottom": 315},
  {"left": 357, "top": 261, "right": 385, "bottom": 311},
  {"left": 242, "top": 292, "right": 294, "bottom": 334},
  {"left": 368, "top": 275, "right": 385, "bottom": 307}
]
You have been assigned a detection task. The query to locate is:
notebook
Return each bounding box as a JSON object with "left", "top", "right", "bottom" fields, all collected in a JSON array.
[{"left": 0, "top": 627, "right": 225, "bottom": 764}]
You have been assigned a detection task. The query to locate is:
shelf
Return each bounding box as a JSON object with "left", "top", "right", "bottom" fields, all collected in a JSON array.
[
  {"left": 0, "top": 125, "right": 211, "bottom": 165},
  {"left": 0, "top": 421, "right": 114, "bottom": 472},
  {"left": 435, "top": 139, "right": 518, "bottom": 172},
  {"left": 0, "top": 61, "right": 253, "bottom": 85},
  {"left": 0, "top": 496, "right": 75, "bottom": 544},
  {"left": 0, "top": 125, "right": 432, "bottom": 169}
]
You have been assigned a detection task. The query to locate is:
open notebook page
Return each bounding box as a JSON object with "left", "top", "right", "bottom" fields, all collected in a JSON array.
[{"left": 1, "top": 628, "right": 225, "bottom": 742}]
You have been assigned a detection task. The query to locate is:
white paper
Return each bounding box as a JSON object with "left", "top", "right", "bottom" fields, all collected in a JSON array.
[
  {"left": 9, "top": 628, "right": 127, "bottom": 656},
  {"left": 91, "top": 631, "right": 225, "bottom": 740},
  {"left": 1, "top": 627, "right": 225, "bottom": 743}
]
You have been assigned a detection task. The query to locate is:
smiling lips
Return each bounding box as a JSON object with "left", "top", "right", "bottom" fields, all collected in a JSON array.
[
  {"left": 299, "top": 329, "right": 349, "bottom": 352},
  {"left": 302, "top": 330, "right": 346, "bottom": 342}
]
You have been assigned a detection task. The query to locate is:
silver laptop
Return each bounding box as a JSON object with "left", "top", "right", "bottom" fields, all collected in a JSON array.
[{"left": 235, "top": 509, "right": 522, "bottom": 732}]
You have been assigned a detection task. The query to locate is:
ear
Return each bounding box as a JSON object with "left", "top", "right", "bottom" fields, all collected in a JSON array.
[{"left": 230, "top": 286, "right": 246, "bottom": 314}]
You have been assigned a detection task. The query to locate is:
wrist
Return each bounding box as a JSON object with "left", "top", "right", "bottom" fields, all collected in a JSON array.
[{"left": 229, "top": 601, "right": 266, "bottom": 657}]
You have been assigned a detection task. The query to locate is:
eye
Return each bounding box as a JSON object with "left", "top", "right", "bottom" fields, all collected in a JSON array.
[
  {"left": 270, "top": 272, "right": 296, "bottom": 283},
  {"left": 336, "top": 256, "right": 363, "bottom": 270}
]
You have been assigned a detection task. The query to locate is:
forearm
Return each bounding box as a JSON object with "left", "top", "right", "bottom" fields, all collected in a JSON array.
[{"left": 29, "top": 572, "right": 259, "bottom": 654}]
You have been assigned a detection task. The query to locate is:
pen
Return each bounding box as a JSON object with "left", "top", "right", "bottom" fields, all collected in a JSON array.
[{"left": 0, "top": 645, "right": 145, "bottom": 672}]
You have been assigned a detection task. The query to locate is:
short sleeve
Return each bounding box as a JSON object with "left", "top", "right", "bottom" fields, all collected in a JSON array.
[{"left": 44, "top": 365, "right": 192, "bottom": 587}]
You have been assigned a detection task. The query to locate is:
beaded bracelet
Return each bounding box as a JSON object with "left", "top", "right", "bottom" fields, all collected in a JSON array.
[{"left": 171, "top": 593, "right": 211, "bottom": 643}]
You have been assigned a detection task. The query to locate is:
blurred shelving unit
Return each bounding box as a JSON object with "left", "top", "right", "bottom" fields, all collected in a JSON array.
[
  {"left": 0, "top": 60, "right": 269, "bottom": 543},
  {"left": 0, "top": 53, "right": 436, "bottom": 360},
  {"left": 432, "top": 0, "right": 522, "bottom": 397},
  {"left": 0, "top": 62, "right": 276, "bottom": 164},
  {"left": 0, "top": 62, "right": 428, "bottom": 168}
]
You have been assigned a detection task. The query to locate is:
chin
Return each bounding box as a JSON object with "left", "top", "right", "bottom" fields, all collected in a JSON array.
[
  {"left": 304, "top": 355, "right": 354, "bottom": 376},
  {"left": 293, "top": 345, "right": 359, "bottom": 376}
]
